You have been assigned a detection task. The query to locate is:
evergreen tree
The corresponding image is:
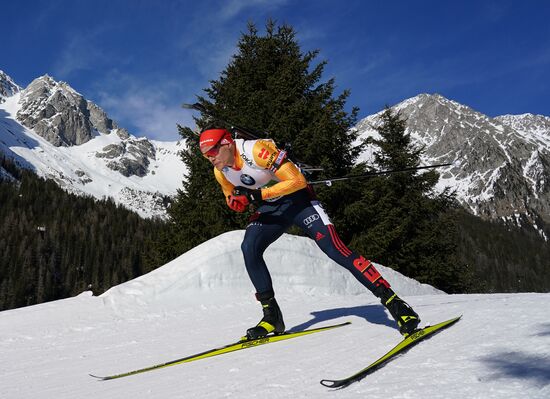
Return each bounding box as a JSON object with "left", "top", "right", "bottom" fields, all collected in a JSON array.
[
  {"left": 349, "top": 107, "right": 472, "bottom": 293},
  {"left": 157, "top": 20, "right": 362, "bottom": 263}
]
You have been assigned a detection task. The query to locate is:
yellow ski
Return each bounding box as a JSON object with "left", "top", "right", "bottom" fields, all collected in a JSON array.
[
  {"left": 321, "top": 316, "right": 461, "bottom": 388},
  {"left": 90, "top": 321, "right": 351, "bottom": 380}
]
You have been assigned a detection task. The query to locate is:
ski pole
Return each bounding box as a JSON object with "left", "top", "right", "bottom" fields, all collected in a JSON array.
[{"left": 308, "top": 163, "right": 454, "bottom": 186}]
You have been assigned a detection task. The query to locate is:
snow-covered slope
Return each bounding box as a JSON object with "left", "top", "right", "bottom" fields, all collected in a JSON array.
[
  {"left": 0, "top": 72, "right": 186, "bottom": 218},
  {"left": 496, "top": 113, "right": 550, "bottom": 149},
  {"left": 1, "top": 231, "right": 548, "bottom": 398},
  {"left": 355, "top": 94, "right": 550, "bottom": 236},
  {"left": 0, "top": 70, "right": 21, "bottom": 102}
]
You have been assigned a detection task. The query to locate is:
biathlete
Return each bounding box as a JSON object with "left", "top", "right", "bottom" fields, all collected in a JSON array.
[{"left": 199, "top": 127, "right": 420, "bottom": 339}]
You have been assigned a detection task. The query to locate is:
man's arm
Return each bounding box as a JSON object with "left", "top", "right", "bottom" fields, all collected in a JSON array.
[
  {"left": 252, "top": 140, "right": 307, "bottom": 200},
  {"left": 214, "top": 167, "right": 235, "bottom": 199}
]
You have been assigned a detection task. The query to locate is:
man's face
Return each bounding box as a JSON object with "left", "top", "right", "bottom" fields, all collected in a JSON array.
[{"left": 202, "top": 141, "right": 235, "bottom": 170}]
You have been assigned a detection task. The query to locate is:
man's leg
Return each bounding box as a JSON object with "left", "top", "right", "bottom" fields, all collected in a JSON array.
[
  {"left": 293, "top": 200, "right": 420, "bottom": 336},
  {"left": 241, "top": 214, "right": 289, "bottom": 339},
  {"left": 241, "top": 219, "right": 287, "bottom": 295}
]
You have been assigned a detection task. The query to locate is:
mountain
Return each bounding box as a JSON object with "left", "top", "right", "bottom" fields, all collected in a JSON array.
[
  {"left": 1, "top": 231, "right": 548, "bottom": 398},
  {"left": 355, "top": 94, "right": 550, "bottom": 237},
  {"left": 0, "top": 71, "right": 186, "bottom": 218},
  {"left": 3, "top": 69, "right": 549, "bottom": 228},
  {"left": 0, "top": 70, "right": 21, "bottom": 102}
]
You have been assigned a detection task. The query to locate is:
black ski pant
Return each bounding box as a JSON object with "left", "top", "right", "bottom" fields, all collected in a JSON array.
[{"left": 241, "top": 188, "right": 391, "bottom": 300}]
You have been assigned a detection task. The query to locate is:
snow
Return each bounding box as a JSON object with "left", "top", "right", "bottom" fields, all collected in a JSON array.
[
  {"left": 0, "top": 93, "right": 186, "bottom": 218},
  {"left": 1, "top": 231, "right": 549, "bottom": 399}
]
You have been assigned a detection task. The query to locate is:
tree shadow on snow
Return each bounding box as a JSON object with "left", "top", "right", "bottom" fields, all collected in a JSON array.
[
  {"left": 287, "top": 304, "right": 397, "bottom": 333},
  {"left": 481, "top": 351, "right": 550, "bottom": 387}
]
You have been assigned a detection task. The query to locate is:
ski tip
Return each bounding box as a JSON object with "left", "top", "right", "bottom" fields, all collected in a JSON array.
[
  {"left": 450, "top": 315, "right": 463, "bottom": 326},
  {"left": 442, "top": 315, "right": 462, "bottom": 326},
  {"left": 320, "top": 379, "right": 336, "bottom": 388},
  {"left": 405, "top": 314, "right": 463, "bottom": 337},
  {"left": 89, "top": 374, "right": 107, "bottom": 381},
  {"left": 423, "top": 315, "right": 462, "bottom": 329},
  {"left": 320, "top": 379, "right": 348, "bottom": 389}
]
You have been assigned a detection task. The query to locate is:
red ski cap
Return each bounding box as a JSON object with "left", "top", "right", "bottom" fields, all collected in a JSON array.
[{"left": 199, "top": 128, "right": 233, "bottom": 153}]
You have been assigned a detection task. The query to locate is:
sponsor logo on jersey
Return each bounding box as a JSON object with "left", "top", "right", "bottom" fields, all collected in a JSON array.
[
  {"left": 303, "top": 214, "right": 320, "bottom": 227},
  {"left": 241, "top": 152, "right": 254, "bottom": 166},
  {"left": 240, "top": 174, "right": 256, "bottom": 186},
  {"left": 258, "top": 148, "right": 270, "bottom": 160},
  {"left": 266, "top": 151, "right": 277, "bottom": 169},
  {"left": 269, "top": 150, "right": 287, "bottom": 171}
]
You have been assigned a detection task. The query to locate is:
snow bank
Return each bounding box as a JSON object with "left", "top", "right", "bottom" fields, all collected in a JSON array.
[{"left": 101, "top": 230, "right": 444, "bottom": 310}]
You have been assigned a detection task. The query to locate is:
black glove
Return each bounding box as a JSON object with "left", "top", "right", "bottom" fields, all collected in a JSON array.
[{"left": 232, "top": 186, "right": 263, "bottom": 205}]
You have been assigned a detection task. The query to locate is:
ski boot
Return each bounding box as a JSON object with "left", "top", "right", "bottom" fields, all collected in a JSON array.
[
  {"left": 377, "top": 287, "right": 420, "bottom": 336},
  {"left": 245, "top": 296, "right": 285, "bottom": 340}
]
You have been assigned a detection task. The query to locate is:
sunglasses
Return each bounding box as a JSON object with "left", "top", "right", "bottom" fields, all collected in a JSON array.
[{"left": 202, "top": 142, "right": 225, "bottom": 158}]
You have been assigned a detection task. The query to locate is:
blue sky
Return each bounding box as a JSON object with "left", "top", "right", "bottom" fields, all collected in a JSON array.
[{"left": 3, "top": 0, "right": 550, "bottom": 140}]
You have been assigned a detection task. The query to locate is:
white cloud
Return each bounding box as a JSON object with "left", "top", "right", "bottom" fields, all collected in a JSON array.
[{"left": 95, "top": 79, "right": 195, "bottom": 141}]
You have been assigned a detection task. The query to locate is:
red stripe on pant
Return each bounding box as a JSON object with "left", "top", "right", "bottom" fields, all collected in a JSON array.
[{"left": 328, "top": 225, "right": 352, "bottom": 257}]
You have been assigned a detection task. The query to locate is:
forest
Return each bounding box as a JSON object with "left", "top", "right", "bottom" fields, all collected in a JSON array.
[{"left": 0, "top": 156, "right": 165, "bottom": 310}]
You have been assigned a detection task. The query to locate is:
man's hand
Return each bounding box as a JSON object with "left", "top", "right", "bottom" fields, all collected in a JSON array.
[
  {"left": 232, "top": 186, "right": 263, "bottom": 205},
  {"left": 227, "top": 195, "right": 248, "bottom": 212}
]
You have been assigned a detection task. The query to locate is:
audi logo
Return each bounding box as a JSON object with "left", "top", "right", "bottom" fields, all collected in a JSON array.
[{"left": 303, "top": 214, "right": 320, "bottom": 226}]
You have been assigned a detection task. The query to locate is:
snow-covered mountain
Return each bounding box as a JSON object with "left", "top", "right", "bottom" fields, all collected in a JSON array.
[
  {"left": 355, "top": 94, "right": 550, "bottom": 237},
  {"left": 3, "top": 69, "right": 549, "bottom": 229},
  {"left": 1, "top": 231, "right": 548, "bottom": 398},
  {"left": 0, "top": 71, "right": 186, "bottom": 218},
  {"left": 0, "top": 70, "right": 21, "bottom": 102}
]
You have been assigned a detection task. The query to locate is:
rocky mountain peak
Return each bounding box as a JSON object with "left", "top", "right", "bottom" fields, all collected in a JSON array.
[
  {"left": 0, "top": 70, "right": 21, "bottom": 103},
  {"left": 16, "top": 75, "right": 129, "bottom": 147},
  {"left": 14, "top": 74, "right": 159, "bottom": 177},
  {"left": 355, "top": 93, "right": 550, "bottom": 237}
]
